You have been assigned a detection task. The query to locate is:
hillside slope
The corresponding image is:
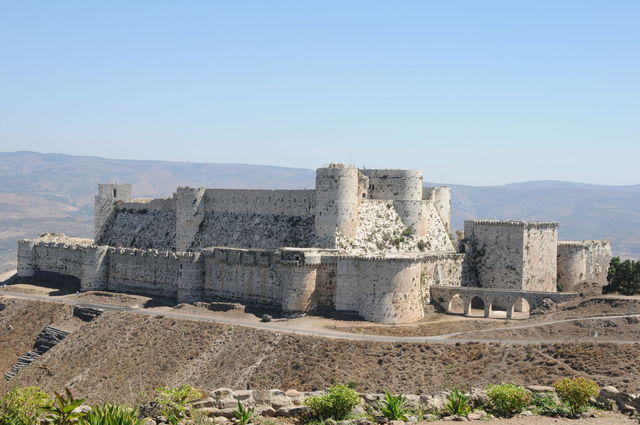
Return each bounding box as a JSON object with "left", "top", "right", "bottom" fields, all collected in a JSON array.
[
  {"left": 1, "top": 298, "right": 639, "bottom": 403},
  {"left": 1, "top": 151, "right": 638, "bottom": 272}
]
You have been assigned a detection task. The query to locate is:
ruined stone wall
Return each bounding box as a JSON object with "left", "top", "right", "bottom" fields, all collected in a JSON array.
[
  {"left": 360, "top": 169, "right": 423, "bottom": 201},
  {"left": 335, "top": 256, "right": 423, "bottom": 324},
  {"left": 98, "top": 198, "right": 176, "bottom": 250},
  {"left": 557, "top": 240, "right": 612, "bottom": 292}
]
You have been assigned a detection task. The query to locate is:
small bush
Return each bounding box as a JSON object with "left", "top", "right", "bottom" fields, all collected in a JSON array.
[
  {"left": 445, "top": 390, "right": 471, "bottom": 417},
  {"left": 0, "top": 386, "right": 52, "bottom": 425},
  {"left": 530, "top": 393, "right": 569, "bottom": 417},
  {"left": 304, "top": 384, "right": 361, "bottom": 420},
  {"left": 379, "top": 391, "right": 408, "bottom": 421},
  {"left": 234, "top": 401, "right": 254, "bottom": 425},
  {"left": 155, "top": 385, "right": 201, "bottom": 425},
  {"left": 486, "top": 384, "right": 530, "bottom": 417},
  {"left": 553, "top": 378, "right": 599, "bottom": 416},
  {"left": 82, "top": 404, "right": 143, "bottom": 425}
]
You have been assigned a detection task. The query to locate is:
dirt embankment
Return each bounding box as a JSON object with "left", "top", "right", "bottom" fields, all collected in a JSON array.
[
  {"left": 0, "top": 298, "right": 639, "bottom": 404},
  {"left": 335, "top": 296, "right": 640, "bottom": 338}
]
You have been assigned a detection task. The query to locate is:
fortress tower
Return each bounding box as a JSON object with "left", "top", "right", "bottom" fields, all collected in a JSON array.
[
  {"left": 94, "top": 183, "right": 131, "bottom": 241},
  {"left": 313, "top": 164, "right": 360, "bottom": 248}
]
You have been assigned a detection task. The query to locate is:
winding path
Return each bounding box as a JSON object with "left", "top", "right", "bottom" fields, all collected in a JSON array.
[{"left": 2, "top": 289, "right": 640, "bottom": 345}]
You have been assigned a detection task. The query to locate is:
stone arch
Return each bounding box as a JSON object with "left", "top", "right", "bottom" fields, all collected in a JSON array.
[
  {"left": 510, "top": 297, "right": 530, "bottom": 319},
  {"left": 447, "top": 294, "right": 464, "bottom": 314},
  {"left": 489, "top": 296, "right": 509, "bottom": 318},
  {"left": 468, "top": 296, "right": 486, "bottom": 317}
]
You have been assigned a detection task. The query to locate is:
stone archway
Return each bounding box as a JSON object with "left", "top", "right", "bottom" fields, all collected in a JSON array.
[
  {"left": 509, "top": 297, "right": 530, "bottom": 319},
  {"left": 468, "top": 296, "right": 485, "bottom": 317},
  {"left": 447, "top": 294, "right": 464, "bottom": 314}
]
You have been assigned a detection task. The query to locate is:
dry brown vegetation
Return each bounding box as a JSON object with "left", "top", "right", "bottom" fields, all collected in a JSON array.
[{"left": 1, "top": 298, "right": 639, "bottom": 405}]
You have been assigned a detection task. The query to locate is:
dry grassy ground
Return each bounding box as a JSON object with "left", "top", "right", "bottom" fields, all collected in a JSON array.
[{"left": 1, "top": 298, "right": 639, "bottom": 405}]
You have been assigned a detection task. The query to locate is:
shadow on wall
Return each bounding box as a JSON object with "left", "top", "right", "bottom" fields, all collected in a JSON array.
[{"left": 4, "top": 272, "right": 81, "bottom": 295}]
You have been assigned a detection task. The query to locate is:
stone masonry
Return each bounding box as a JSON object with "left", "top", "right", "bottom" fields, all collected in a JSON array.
[{"left": 16, "top": 164, "right": 611, "bottom": 324}]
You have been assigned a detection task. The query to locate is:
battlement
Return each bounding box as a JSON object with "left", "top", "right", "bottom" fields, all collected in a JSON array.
[
  {"left": 469, "top": 220, "right": 559, "bottom": 229},
  {"left": 559, "top": 240, "right": 611, "bottom": 248}
]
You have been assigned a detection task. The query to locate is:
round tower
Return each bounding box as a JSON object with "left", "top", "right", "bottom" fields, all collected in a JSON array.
[{"left": 313, "top": 164, "right": 360, "bottom": 248}]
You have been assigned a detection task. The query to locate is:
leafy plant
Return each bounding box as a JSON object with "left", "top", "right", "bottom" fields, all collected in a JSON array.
[
  {"left": 379, "top": 391, "right": 409, "bottom": 421},
  {"left": 604, "top": 257, "right": 640, "bottom": 295},
  {"left": 304, "top": 384, "right": 361, "bottom": 420},
  {"left": 43, "top": 388, "right": 86, "bottom": 425},
  {"left": 155, "top": 385, "right": 200, "bottom": 425},
  {"left": 82, "top": 404, "right": 143, "bottom": 425},
  {"left": 233, "top": 401, "right": 254, "bottom": 425},
  {"left": 445, "top": 390, "right": 471, "bottom": 417},
  {"left": 553, "top": 378, "right": 599, "bottom": 416},
  {"left": 486, "top": 384, "right": 530, "bottom": 417},
  {"left": 0, "top": 386, "right": 52, "bottom": 425},
  {"left": 530, "top": 393, "right": 569, "bottom": 417}
]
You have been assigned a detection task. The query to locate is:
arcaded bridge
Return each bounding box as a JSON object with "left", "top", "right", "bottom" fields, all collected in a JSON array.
[{"left": 430, "top": 286, "right": 578, "bottom": 319}]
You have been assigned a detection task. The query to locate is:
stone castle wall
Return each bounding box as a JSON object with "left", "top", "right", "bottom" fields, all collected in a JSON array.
[
  {"left": 463, "top": 220, "right": 558, "bottom": 291},
  {"left": 98, "top": 198, "right": 176, "bottom": 251},
  {"left": 557, "top": 240, "right": 612, "bottom": 292},
  {"left": 335, "top": 256, "right": 424, "bottom": 323},
  {"left": 522, "top": 225, "right": 558, "bottom": 291}
]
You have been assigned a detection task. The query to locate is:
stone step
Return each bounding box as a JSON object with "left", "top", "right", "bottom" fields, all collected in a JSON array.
[{"left": 4, "top": 326, "right": 70, "bottom": 381}]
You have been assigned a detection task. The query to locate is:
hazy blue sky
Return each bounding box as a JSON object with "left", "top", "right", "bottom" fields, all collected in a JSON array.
[{"left": 0, "top": 1, "right": 638, "bottom": 185}]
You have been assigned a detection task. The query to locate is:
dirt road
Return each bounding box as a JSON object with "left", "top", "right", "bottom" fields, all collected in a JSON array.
[{"left": 3, "top": 288, "right": 640, "bottom": 344}]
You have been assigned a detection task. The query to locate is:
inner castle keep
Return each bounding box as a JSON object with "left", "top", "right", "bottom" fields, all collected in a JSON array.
[{"left": 16, "top": 164, "right": 612, "bottom": 323}]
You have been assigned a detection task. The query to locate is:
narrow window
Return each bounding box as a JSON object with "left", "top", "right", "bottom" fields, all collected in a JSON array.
[{"left": 113, "top": 189, "right": 117, "bottom": 197}]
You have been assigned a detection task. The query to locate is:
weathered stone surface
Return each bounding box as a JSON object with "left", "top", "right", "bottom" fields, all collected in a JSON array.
[
  {"left": 232, "top": 390, "right": 253, "bottom": 401},
  {"left": 211, "top": 388, "right": 234, "bottom": 399},
  {"left": 191, "top": 398, "right": 216, "bottom": 409}
]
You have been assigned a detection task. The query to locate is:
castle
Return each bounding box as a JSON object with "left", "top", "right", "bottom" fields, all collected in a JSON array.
[{"left": 16, "top": 164, "right": 612, "bottom": 323}]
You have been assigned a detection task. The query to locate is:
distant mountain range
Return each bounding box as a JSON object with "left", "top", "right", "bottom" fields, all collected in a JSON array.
[{"left": 1, "top": 151, "right": 638, "bottom": 272}]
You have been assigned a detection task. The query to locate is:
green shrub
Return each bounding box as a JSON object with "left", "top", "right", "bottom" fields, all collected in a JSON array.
[
  {"left": 445, "top": 390, "right": 471, "bottom": 417},
  {"left": 0, "top": 386, "right": 52, "bottom": 425},
  {"left": 379, "top": 391, "right": 408, "bottom": 421},
  {"left": 530, "top": 393, "right": 568, "bottom": 417},
  {"left": 304, "top": 384, "right": 361, "bottom": 420},
  {"left": 155, "top": 385, "right": 200, "bottom": 425},
  {"left": 82, "top": 404, "right": 143, "bottom": 425},
  {"left": 486, "top": 384, "right": 530, "bottom": 417},
  {"left": 553, "top": 378, "right": 599, "bottom": 416},
  {"left": 233, "top": 401, "right": 254, "bottom": 425},
  {"left": 604, "top": 257, "right": 640, "bottom": 295},
  {"left": 43, "top": 388, "right": 86, "bottom": 425}
]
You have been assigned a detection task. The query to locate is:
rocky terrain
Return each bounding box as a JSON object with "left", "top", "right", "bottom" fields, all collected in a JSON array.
[{"left": 1, "top": 297, "right": 640, "bottom": 404}]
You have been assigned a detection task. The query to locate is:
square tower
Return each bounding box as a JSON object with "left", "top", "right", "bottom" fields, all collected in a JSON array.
[{"left": 464, "top": 220, "right": 558, "bottom": 292}]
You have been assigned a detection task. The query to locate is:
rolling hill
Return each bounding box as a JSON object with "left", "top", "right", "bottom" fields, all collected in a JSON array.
[{"left": 0, "top": 151, "right": 637, "bottom": 272}]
